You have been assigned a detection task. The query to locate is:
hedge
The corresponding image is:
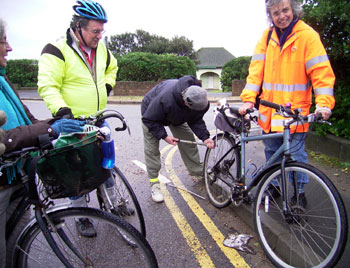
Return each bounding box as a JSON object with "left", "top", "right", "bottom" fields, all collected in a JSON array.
[
  {"left": 6, "top": 59, "right": 38, "bottom": 87},
  {"left": 116, "top": 52, "right": 196, "bottom": 81}
]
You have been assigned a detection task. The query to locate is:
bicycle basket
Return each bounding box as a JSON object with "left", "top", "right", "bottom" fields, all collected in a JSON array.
[
  {"left": 36, "top": 129, "right": 110, "bottom": 199},
  {"left": 214, "top": 107, "right": 251, "bottom": 134}
]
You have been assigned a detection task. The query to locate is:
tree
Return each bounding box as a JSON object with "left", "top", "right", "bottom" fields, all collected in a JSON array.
[
  {"left": 220, "top": 56, "right": 251, "bottom": 91},
  {"left": 302, "top": 0, "right": 350, "bottom": 82},
  {"left": 108, "top": 30, "right": 197, "bottom": 60},
  {"left": 168, "top": 36, "right": 197, "bottom": 59},
  {"left": 109, "top": 32, "right": 137, "bottom": 56},
  {"left": 302, "top": 0, "right": 350, "bottom": 139}
]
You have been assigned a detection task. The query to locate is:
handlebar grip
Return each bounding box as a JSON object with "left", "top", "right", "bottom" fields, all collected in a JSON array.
[
  {"left": 260, "top": 100, "right": 293, "bottom": 115},
  {"left": 228, "top": 106, "right": 254, "bottom": 115},
  {"left": 260, "top": 100, "right": 280, "bottom": 110},
  {"left": 96, "top": 114, "right": 127, "bottom": 132},
  {"left": 229, "top": 106, "right": 239, "bottom": 115}
]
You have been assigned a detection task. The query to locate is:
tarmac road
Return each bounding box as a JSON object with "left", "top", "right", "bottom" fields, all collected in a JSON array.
[{"left": 20, "top": 91, "right": 349, "bottom": 267}]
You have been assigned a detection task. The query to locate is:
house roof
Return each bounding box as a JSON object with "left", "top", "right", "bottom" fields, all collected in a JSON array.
[{"left": 197, "top": 47, "right": 235, "bottom": 69}]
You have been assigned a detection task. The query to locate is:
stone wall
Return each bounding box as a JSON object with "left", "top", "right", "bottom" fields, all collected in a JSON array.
[
  {"left": 306, "top": 132, "right": 350, "bottom": 162},
  {"left": 113, "top": 81, "right": 160, "bottom": 96},
  {"left": 232, "top": 80, "right": 245, "bottom": 96}
]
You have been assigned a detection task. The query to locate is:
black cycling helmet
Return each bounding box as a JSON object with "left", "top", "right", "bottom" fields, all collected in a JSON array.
[{"left": 73, "top": 0, "right": 108, "bottom": 22}]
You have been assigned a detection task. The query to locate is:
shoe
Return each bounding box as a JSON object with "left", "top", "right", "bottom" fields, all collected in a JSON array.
[
  {"left": 265, "top": 184, "right": 281, "bottom": 200},
  {"left": 75, "top": 218, "right": 97, "bottom": 238},
  {"left": 291, "top": 193, "right": 307, "bottom": 208},
  {"left": 151, "top": 183, "right": 164, "bottom": 203}
]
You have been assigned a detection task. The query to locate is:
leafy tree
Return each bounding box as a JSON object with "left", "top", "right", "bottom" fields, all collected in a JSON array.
[
  {"left": 302, "top": 0, "right": 350, "bottom": 139},
  {"left": 220, "top": 56, "right": 251, "bottom": 91},
  {"left": 302, "top": 0, "right": 350, "bottom": 82},
  {"left": 169, "top": 36, "right": 197, "bottom": 59},
  {"left": 108, "top": 30, "right": 197, "bottom": 60},
  {"left": 109, "top": 32, "right": 137, "bottom": 56}
]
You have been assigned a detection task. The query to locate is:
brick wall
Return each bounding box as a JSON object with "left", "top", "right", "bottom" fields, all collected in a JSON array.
[
  {"left": 232, "top": 80, "right": 245, "bottom": 96},
  {"left": 113, "top": 81, "right": 160, "bottom": 96}
]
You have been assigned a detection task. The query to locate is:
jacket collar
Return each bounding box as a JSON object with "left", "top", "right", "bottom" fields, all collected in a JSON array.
[{"left": 270, "top": 20, "right": 309, "bottom": 52}]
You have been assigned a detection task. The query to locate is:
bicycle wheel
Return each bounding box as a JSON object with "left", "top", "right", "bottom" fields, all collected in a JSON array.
[
  {"left": 203, "top": 133, "right": 240, "bottom": 208},
  {"left": 13, "top": 207, "right": 158, "bottom": 268},
  {"left": 97, "top": 166, "right": 146, "bottom": 237},
  {"left": 254, "top": 162, "right": 348, "bottom": 268}
]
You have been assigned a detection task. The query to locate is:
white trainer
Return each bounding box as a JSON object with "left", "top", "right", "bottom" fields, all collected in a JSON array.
[{"left": 151, "top": 183, "right": 164, "bottom": 203}]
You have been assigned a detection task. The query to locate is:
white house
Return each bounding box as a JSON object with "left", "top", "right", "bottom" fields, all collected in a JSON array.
[{"left": 196, "top": 47, "right": 235, "bottom": 90}]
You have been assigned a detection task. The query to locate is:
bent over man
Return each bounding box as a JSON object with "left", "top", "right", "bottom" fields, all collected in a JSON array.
[{"left": 141, "top": 75, "right": 214, "bottom": 203}]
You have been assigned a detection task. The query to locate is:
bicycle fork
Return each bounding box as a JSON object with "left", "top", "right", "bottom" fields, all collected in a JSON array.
[
  {"left": 35, "top": 208, "right": 91, "bottom": 267},
  {"left": 279, "top": 158, "right": 300, "bottom": 224}
]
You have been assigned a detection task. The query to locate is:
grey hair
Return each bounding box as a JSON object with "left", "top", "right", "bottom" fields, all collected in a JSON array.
[
  {"left": 70, "top": 15, "right": 90, "bottom": 30},
  {"left": 0, "top": 18, "right": 6, "bottom": 40},
  {"left": 266, "top": 0, "right": 303, "bottom": 24}
]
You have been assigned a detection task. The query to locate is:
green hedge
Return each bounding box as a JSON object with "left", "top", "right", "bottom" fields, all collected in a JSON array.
[
  {"left": 311, "top": 81, "right": 350, "bottom": 139},
  {"left": 6, "top": 59, "right": 38, "bottom": 87},
  {"left": 116, "top": 52, "right": 196, "bottom": 81},
  {"left": 220, "top": 56, "right": 251, "bottom": 91}
]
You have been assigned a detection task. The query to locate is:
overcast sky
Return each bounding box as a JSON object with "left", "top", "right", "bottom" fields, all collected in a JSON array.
[{"left": 1, "top": 0, "right": 270, "bottom": 60}]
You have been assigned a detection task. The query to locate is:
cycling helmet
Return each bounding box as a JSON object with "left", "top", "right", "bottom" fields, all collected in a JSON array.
[{"left": 73, "top": 0, "right": 108, "bottom": 22}]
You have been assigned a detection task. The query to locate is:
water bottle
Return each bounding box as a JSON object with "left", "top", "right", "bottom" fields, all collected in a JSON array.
[
  {"left": 100, "top": 126, "right": 115, "bottom": 169},
  {"left": 102, "top": 139, "right": 115, "bottom": 169}
]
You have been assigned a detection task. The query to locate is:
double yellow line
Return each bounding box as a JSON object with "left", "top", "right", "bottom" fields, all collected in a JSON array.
[{"left": 160, "top": 145, "right": 250, "bottom": 268}]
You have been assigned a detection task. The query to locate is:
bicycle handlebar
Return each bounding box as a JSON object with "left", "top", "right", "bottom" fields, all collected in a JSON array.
[
  {"left": 84, "top": 109, "right": 130, "bottom": 135},
  {"left": 260, "top": 100, "right": 330, "bottom": 125}
]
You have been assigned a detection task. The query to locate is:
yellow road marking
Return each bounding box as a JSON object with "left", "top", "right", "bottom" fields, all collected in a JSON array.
[
  {"left": 164, "top": 145, "right": 250, "bottom": 268},
  {"left": 160, "top": 145, "right": 215, "bottom": 267}
]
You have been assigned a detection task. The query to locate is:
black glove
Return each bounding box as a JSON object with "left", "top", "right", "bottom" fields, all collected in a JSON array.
[
  {"left": 55, "top": 107, "right": 74, "bottom": 119},
  {"left": 0, "top": 110, "right": 7, "bottom": 155},
  {"left": 106, "top": 84, "right": 112, "bottom": 96},
  {"left": 50, "top": 119, "right": 85, "bottom": 138}
]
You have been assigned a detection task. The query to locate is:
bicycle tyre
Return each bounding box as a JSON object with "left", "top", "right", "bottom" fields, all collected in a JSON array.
[
  {"left": 97, "top": 166, "right": 146, "bottom": 237},
  {"left": 13, "top": 207, "right": 158, "bottom": 268},
  {"left": 203, "top": 133, "right": 240, "bottom": 208},
  {"left": 254, "top": 162, "right": 348, "bottom": 268}
]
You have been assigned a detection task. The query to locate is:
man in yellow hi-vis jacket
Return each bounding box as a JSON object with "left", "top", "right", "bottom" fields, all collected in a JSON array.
[{"left": 239, "top": 0, "right": 335, "bottom": 207}]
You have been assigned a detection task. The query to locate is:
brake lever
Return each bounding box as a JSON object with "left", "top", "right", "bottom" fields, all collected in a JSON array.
[{"left": 307, "top": 113, "right": 332, "bottom": 125}]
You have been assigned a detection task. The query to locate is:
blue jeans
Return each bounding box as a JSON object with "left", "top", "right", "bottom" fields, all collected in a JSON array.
[{"left": 263, "top": 132, "right": 308, "bottom": 193}]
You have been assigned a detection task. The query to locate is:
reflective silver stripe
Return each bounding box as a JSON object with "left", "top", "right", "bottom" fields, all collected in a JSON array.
[
  {"left": 314, "top": 87, "right": 334, "bottom": 96},
  {"left": 306, "top": 55, "right": 329, "bottom": 70},
  {"left": 259, "top": 113, "right": 267, "bottom": 122},
  {"left": 263, "top": 82, "right": 273, "bottom": 90},
  {"left": 245, "top": 83, "right": 260, "bottom": 92},
  {"left": 263, "top": 81, "right": 311, "bottom": 92},
  {"left": 252, "top": 53, "right": 265, "bottom": 61}
]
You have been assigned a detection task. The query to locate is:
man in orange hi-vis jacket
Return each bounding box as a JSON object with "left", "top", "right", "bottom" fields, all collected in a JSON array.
[{"left": 238, "top": 0, "right": 335, "bottom": 207}]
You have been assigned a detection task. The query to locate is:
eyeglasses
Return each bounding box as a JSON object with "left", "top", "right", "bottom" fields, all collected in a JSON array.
[
  {"left": 0, "top": 41, "right": 9, "bottom": 46},
  {"left": 85, "top": 28, "right": 105, "bottom": 36}
]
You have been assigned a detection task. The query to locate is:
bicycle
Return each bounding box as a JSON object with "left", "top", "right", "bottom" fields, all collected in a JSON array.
[
  {"left": 2, "top": 129, "right": 158, "bottom": 267},
  {"left": 203, "top": 99, "right": 348, "bottom": 268},
  {"left": 75, "top": 109, "right": 146, "bottom": 237}
]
